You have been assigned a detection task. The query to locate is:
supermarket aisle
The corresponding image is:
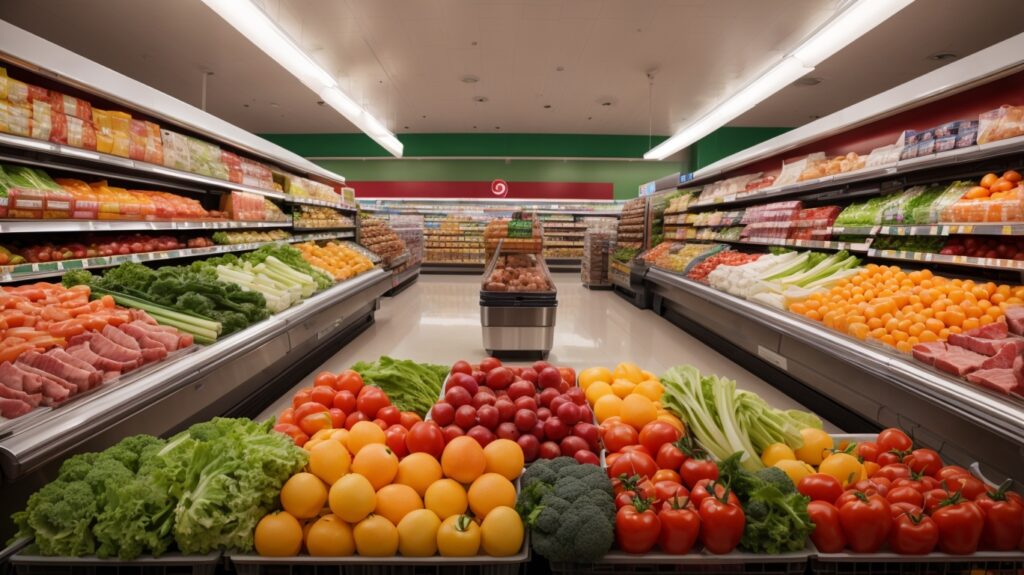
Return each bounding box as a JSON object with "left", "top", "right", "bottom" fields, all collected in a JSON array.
[{"left": 262, "top": 274, "right": 837, "bottom": 429}]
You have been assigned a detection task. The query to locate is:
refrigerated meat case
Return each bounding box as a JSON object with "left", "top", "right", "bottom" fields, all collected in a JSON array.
[
  {"left": 0, "top": 24, "right": 394, "bottom": 539},
  {"left": 480, "top": 240, "right": 558, "bottom": 359}
]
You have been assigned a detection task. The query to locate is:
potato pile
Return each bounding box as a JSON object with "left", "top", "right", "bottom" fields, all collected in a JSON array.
[{"left": 483, "top": 255, "right": 552, "bottom": 292}]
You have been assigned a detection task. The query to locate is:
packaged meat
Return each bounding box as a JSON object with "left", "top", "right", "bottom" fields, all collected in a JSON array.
[
  {"left": 48, "top": 91, "right": 92, "bottom": 121},
  {"left": 978, "top": 105, "right": 1024, "bottom": 145}
]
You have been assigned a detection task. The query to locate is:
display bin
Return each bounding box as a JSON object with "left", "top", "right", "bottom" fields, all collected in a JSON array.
[
  {"left": 548, "top": 547, "right": 812, "bottom": 575},
  {"left": 9, "top": 545, "right": 221, "bottom": 575},
  {"left": 480, "top": 243, "right": 557, "bottom": 358},
  {"left": 229, "top": 544, "right": 529, "bottom": 575}
]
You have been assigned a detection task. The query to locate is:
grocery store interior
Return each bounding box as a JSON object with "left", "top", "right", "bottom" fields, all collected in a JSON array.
[{"left": 1, "top": 0, "right": 1024, "bottom": 571}]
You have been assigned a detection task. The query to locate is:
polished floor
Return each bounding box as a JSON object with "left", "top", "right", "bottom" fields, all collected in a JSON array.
[{"left": 262, "top": 273, "right": 838, "bottom": 429}]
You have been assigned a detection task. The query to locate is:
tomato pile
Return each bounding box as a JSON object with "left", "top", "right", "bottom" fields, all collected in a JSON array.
[{"left": 799, "top": 428, "right": 1023, "bottom": 555}]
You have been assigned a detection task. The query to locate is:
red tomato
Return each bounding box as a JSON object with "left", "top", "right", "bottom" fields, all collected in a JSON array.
[
  {"left": 652, "top": 469, "right": 681, "bottom": 485},
  {"left": 450, "top": 360, "right": 473, "bottom": 376},
  {"left": 273, "top": 423, "right": 308, "bottom": 446},
  {"left": 356, "top": 386, "right": 390, "bottom": 418},
  {"left": 608, "top": 451, "right": 658, "bottom": 481},
  {"left": 327, "top": 408, "right": 346, "bottom": 429},
  {"left": 889, "top": 513, "right": 938, "bottom": 555},
  {"left": 479, "top": 357, "right": 502, "bottom": 373},
  {"left": 299, "top": 412, "right": 333, "bottom": 436},
  {"left": 876, "top": 451, "right": 902, "bottom": 466},
  {"left": 807, "top": 501, "right": 846, "bottom": 553},
  {"left": 886, "top": 486, "right": 924, "bottom": 507},
  {"left": 656, "top": 442, "right": 686, "bottom": 471},
  {"left": 902, "top": 448, "right": 943, "bottom": 477},
  {"left": 335, "top": 370, "right": 364, "bottom": 394},
  {"left": 602, "top": 423, "right": 639, "bottom": 453},
  {"left": 406, "top": 421, "right": 445, "bottom": 458},
  {"left": 278, "top": 407, "right": 296, "bottom": 425},
  {"left": 373, "top": 418, "right": 388, "bottom": 430},
  {"left": 931, "top": 496, "right": 985, "bottom": 554},
  {"left": 332, "top": 390, "right": 356, "bottom": 413},
  {"left": 874, "top": 464, "right": 912, "bottom": 482},
  {"left": 313, "top": 371, "right": 336, "bottom": 388},
  {"left": 877, "top": 428, "right": 913, "bottom": 453},
  {"left": 344, "top": 411, "right": 369, "bottom": 429},
  {"left": 838, "top": 493, "right": 891, "bottom": 553},
  {"left": 690, "top": 479, "right": 740, "bottom": 507},
  {"left": 399, "top": 411, "right": 423, "bottom": 429},
  {"left": 935, "top": 465, "right": 971, "bottom": 482},
  {"left": 615, "top": 501, "right": 662, "bottom": 554},
  {"left": 975, "top": 481, "right": 1024, "bottom": 550},
  {"left": 621, "top": 445, "right": 652, "bottom": 456},
  {"left": 557, "top": 367, "right": 576, "bottom": 386},
  {"left": 889, "top": 501, "right": 924, "bottom": 519},
  {"left": 853, "top": 477, "right": 891, "bottom": 497},
  {"left": 653, "top": 480, "right": 688, "bottom": 506},
  {"left": 679, "top": 457, "right": 719, "bottom": 489},
  {"left": 385, "top": 424, "right": 409, "bottom": 458},
  {"left": 310, "top": 386, "right": 336, "bottom": 407},
  {"left": 294, "top": 401, "right": 328, "bottom": 423},
  {"left": 944, "top": 474, "right": 987, "bottom": 501},
  {"left": 698, "top": 495, "right": 744, "bottom": 554},
  {"left": 797, "top": 474, "right": 844, "bottom": 504},
  {"left": 922, "top": 488, "right": 951, "bottom": 514},
  {"left": 856, "top": 441, "right": 881, "bottom": 462},
  {"left": 291, "top": 388, "right": 313, "bottom": 409},
  {"left": 638, "top": 421, "right": 681, "bottom": 454},
  {"left": 377, "top": 406, "right": 401, "bottom": 427}
]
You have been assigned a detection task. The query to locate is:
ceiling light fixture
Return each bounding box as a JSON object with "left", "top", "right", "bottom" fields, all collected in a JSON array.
[
  {"left": 201, "top": 0, "right": 403, "bottom": 157},
  {"left": 645, "top": 0, "right": 913, "bottom": 160}
]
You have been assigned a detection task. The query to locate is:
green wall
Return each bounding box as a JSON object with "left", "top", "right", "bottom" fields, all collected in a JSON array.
[{"left": 693, "top": 127, "right": 790, "bottom": 169}]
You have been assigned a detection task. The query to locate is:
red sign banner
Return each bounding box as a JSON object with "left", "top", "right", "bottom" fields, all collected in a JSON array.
[{"left": 349, "top": 180, "right": 613, "bottom": 200}]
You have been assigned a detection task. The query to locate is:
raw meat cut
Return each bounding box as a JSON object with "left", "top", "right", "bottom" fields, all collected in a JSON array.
[
  {"left": 138, "top": 340, "right": 168, "bottom": 363},
  {"left": 968, "top": 321, "right": 1008, "bottom": 340},
  {"left": 979, "top": 343, "right": 1024, "bottom": 370},
  {"left": 0, "top": 398, "right": 32, "bottom": 419},
  {"left": 66, "top": 343, "right": 138, "bottom": 372},
  {"left": 102, "top": 324, "right": 141, "bottom": 351},
  {"left": 933, "top": 347, "right": 988, "bottom": 376},
  {"left": 1004, "top": 306, "right": 1024, "bottom": 335},
  {"left": 0, "top": 383, "right": 41, "bottom": 407},
  {"left": 966, "top": 368, "right": 1022, "bottom": 394},
  {"left": 949, "top": 333, "right": 1024, "bottom": 356},
  {"left": 912, "top": 342, "right": 947, "bottom": 365},
  {"left": 45, "top": 349, "right": 102, "bottom": 379},
  {"left": 0, "top": 361, "right": 43, "bottom": 394},
  {"left": 121, "top": 323, "right": 177, "bottom": 351},
  {"left": 13, "top": 358, "right": 78, "bottom": 396},
  {"left": 68, "top": 333, "right": 142, "bottom": 363},
  {"left": 17, "top": 351, "right": 97, "bottom": 391}
]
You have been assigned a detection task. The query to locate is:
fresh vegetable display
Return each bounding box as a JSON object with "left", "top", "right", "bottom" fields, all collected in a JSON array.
[
  {"left": 708, "top": 249, "right": 861, "bottom": 309},
  {"left": 350, "top": 356, "right": 449, "bottom": 417},
  {"left": 293, "top": 241, "right": 375, "bottom": 281},
  {"left": 211, "top": 230, "right": 291, "bottom": 245},
  {"left": 12, "top": 418, "right": 306, "bottom": 558}
]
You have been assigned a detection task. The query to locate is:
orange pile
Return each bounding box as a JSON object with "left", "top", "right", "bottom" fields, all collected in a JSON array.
[
  {"left": 294, "top": 241, "right": 375, "bottom": 281},
  {"left": 789, "top": 264, "right": 1024, "bottom": 353}
]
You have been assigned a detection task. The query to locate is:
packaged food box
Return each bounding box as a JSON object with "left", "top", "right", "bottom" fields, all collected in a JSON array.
[
  {"left": 129, "top": 119, "right": 148, "bottom": 161},
  {"left": 881, "top": 185, "right": 926, "bottom": 224},
  {"left": 48, "top": 91, "right": 92, "bottom": 121},
  {"left": 48, "top": 111, "right": 68, "bottom": 145},
  {"left": 934, "top": 135, "right": 956, "bottom": 153},
  {"left": 56, "top": 179, "right": 100, "bottom": 219},
  {"left": 866, "top": 144, "right": 900, "bottom": 168},
  {"left": 956, "top": 121, "right": 979, "bottom": 148},
  {"left": 30, "top": 99, "right": 52, "bottom": 141},
  {"left": 917, "top": 137, "right": 936, "bottom": 157},
  {"left": 0, "top": 100, "right": 31, "bottom": 137},
  {"left": 161, "top": 129, "right": 191, "bottom": 171},
  {"left": 144, "top": 121, "right": 163, "bottom": 165},
  {"left": 978, "top": 105, "right": 1024, "bottom": 144}
]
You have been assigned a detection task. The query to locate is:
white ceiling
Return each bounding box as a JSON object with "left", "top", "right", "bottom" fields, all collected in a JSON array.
[{"left": 1, "top": 0, "right": 1022, "bottom": 141}]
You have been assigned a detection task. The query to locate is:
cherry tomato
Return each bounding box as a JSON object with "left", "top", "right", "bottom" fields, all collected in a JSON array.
[
  {"left": 327, "top": 408, "right": 346, "bottom": 429},
  {"left": 679, "top": 457, "right": 719, "bottom": 490},
  {"left": 608, "top": 451, "right": 659, "bottom": 481},
  {"left": 797, "top": 474, "right": 844, "bottom": 504},
  {"left": 333, "top": 390, "right": 356, "bottom": 413},
  {"left": 299, "top": 412, "right": 333, "bottom": 436},
  {"left": 602, "top": 423, "right": 639, "bottom": 453},
  {"left": 278, "top": 407, "right": 296, "bottom": 425},
  {"left": 877, "top": 428, "right": 913, "bottom": 453},
  {"left": 638, "top": 421, "right": 681, "bottom": 454},
  {"left": 399, "top": 411, "right": 423, "bottom": 429},
  {"left": 356, "top": 386, "right": 390, "bottom": 418},
  {"left": 310, "top": 385, "right": 336, "bottom": 407},
  {"left": 344, "top": 411, "right": 369, "bottom": 429},
  {"left": 291, "top": 387, "right": 313, "bottom": 409},
  {"left": 294, "top": 401, "right": 329, "bottom": 423},
  {"left": 313, "top": 371, "right": 336, "bottom": 388},
  {"left": 656, "top": 442, "right": 686, "bottom": 471},
  {"left": 377, "top": 406, "right": 401, "bottom": 427},
  {"left": 903, "top": 448, "right": 943, "bottom": 477},
  {"left": 856, "top": 441, "right": 881, "bottom": 463},
  {"left": 335, "top": 370, "right": 364, "bottom": 394},
  {"left": 652, "top": 469, "right": 681, "bottom": 485},
  {"left": 385, "top": 424, "right": 409, "bottom": 458},
  {"left": 886, "top": 486, "right": 924, "bottom": 507}
]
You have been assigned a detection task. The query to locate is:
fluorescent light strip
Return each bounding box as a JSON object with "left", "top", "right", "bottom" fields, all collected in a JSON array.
[
  {"left": 201, "top": 0, "right": 403, "bottom": 158},
  {"left": 645, "top": 0, "right": 913, "bottom": 161}
]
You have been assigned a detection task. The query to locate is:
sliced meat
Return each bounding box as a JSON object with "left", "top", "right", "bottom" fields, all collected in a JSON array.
[
  {"left": 1015, "top": 356, "right": 1024, "bottom": 390},
  {"left": 102, "top": 324, "right": 141, "bottom": 351},
  {"left": 45, "top": 349, "right": 103, "bottom": 389},
  {"left": 122, "top": 323, "right": 177, "bottom": 351},
  {"left": 979, "top": 343, "right": 1024, "bottom": 370},
  {"left": 966, "top": 368, "right": 1022, "bottom": 395},
  {"left": 129, "top": 309, "right": 159, "bottom": 325},
  {"left": 912, "top": 342, "right": 947, "bottom": 366},
  {"left": 138, "top": 340, "right": 168, "bottom": 364},
  {"left": 951, "top": 334, "right": 1024, "bottom": 356},
  {"left": 0, "top": 361, "right": 43, "bottom": 394},
  {"left": 66, "top": 343, "right": 138, "bottom": 373},
  {"left": 933, "top": 347, "right": 988, "bottom": 376},
  {"left": 0, "top": 383, "right": 41, "bottom": 407},
  {"left": 966, "top": 321, "right": 1008, "bottom": 340},
  {"left": 69, "top": 333, "right": 142, "bottom": 364},
  {"left": 0, "top": 398, "right": 32, "bottom": 419},
  {"left": 17, "top": 351, "right": 96, "bottom": 392},
  {"left": 128, "top": 320, "right": 178, "bottom": 335},
  {"left": 1004, "top": 306, "right": 1024, "bottom": 335}
]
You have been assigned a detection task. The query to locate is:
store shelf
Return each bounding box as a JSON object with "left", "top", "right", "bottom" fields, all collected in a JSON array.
[
  {"left": 643, "top": 267, "right": 1024, "bottom": 452},
  {"left": 291, "top": 225, "right": 357, "bottom": 233},
  {"left": 0, "top": 231, "right": 354, "bottom": 283},
  {"left": 0, "top": 218, "right": 292, "bottom": 233},
  {"left": 714, "top": 237, "right": 870, "bottom": 252},
  {"left": 868, "top": 248, "right": 1024, "bottom": 271}
]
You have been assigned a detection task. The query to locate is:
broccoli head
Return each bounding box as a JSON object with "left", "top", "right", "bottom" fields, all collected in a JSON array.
[
  {"left": 525, "top": 495, "right": 571, "bottom": 534},
  {"left": 14, "top": 480, "right": 98, "bottom": 557},
  {"left": 102, "top": 434, "right": 166, "bottom": 474},
  {"left": 754, "top": 466, "right": 796, "bottom": 494},
  {"left": 522, "top": 460, "right": 558, "bottom": 489},
  {"left": 57, "top": 452, "right": 100, "bottom": 482},
  {"left": 61, "top": 269, "right": 95, "bottom": 289},
  {"left": 548, "top": 456, "right": 579, "bottom": 474},
  {"left": 552, "top": 476, "right": 589, "bottom": 503},
  {"left": 553, "top": 504, "right": 614, "bottom": 563}
]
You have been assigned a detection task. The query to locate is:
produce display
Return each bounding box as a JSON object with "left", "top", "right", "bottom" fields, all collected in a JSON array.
[
  {"left": 482, "top": 254, "right": 552, "bottom": 293},
  {"left": 351, "top": 356, "right": 448, "bottom": 417},
  {"left": 293, "top": 241, "right": 375, "bottom": 281},
  {"left": 281, "top": 173, "right": 344, "bottom": 205},
  {"left": 687, "top": 251, "right": 762, "bottom": 283},
  {"left": 359, "top": 217, "right": 406, "bottom": 266},
  {"left": 945, "top": 170, "right": 1023, "bottom": 222},
  {"left": 0, "top": 234, "right": 209, "bottom": 265},
  {"left": 541, "top": 217, "right": 584, "bottom": 259},
  {"left": 292, "top": 206, "right": 353, "bottom": 229},
  {"left": 616, "top": 198, "right": 646, "bottom": 250},
  {"left": 581, "top": 230, "right": 614, "bottom": 287},
  {"left": 219, "top": 191, "right": 278, "bottom": 221},
  {"left": 870, "top": 235, "right": 945, "bottom": 253},
  {"left": 647, "top": 242, "right": 722, "bottom": 272},
  {"left": 424, "top": 216, "right": 485, "bottom": 264},
  {"left": 708, "top": 249, "right": 861, "bottom": 309},
  {"left": 912, "top": 319, "right": 1024, "bottom": 395},
  {"left": 0, "top": 283, "right": 194, "bottom": 419},
  {"left": 212, "top": 229, "right": 291, "bottom": 245},
  {"left": 483, "top": 218, "right": 543, "bottom": 254},
  {"left": 940, "top": 235, "right": 1024, "bottom": 260}
]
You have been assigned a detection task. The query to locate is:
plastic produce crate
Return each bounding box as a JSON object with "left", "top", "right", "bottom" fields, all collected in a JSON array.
[
  {"left": 9, "top": 547, "right": 221, "bottom": 575},
  {"left": 548, "top": 548, "right": 812, "bottom": 575}
]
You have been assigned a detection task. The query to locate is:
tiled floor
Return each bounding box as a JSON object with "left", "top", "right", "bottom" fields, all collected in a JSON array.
[{"left": 261, "top": 273, "right": 839, "bottom": 430}]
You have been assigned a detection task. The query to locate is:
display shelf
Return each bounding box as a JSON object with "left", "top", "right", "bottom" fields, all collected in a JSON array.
[
  {"left": 643, "top": 267, "right": 1024, "bottom": 450},
  {"left": 0, "top": 219, "right": 293, "bottom": 233},
  {"left": 868, "top": 248, "right": 1024, "bottom": 270},
  {"left": 713, "top": 237, "right": 871, "bottom": 252},
  {"left": 291, "top": 225, "right": 357, "bottom": 233},
  {"left": 0, "top": 231, "right": 354, "bottom": 283}
]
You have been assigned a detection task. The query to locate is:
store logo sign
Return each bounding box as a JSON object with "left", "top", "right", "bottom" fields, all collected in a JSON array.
[{"left": 491, "top": 179, "right": 509, "bottom": 197}]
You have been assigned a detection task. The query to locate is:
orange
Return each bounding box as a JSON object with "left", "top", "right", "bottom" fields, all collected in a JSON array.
[
  {"left": 483, "top": 439, "right": 525, "bottom": 481},
  {"left": 578, "top": 367, "right": 612, "bottom": 390},
  {"left": 280, "top": 472, "right": 328, "bottom": 519},
  {"left": 611, "top": 378, "right": 637, "bottom": 398},
  {"left": 441, "top": 436, "right": 487, "bottom": 484},
  {"left": 375, "top": 483, "right": 423, "bottom": 525},
  {"left": 305, "top": 514, "right": 355, "bottom": 556},
  {"left": 585, "top": 381, "right": 613, "bottom": 404},
  {"left": 634, "top": 379, "right": 664, "bottom": 401},
  {"left": 308, "top": 440, "right": 351, "bottom": 485},
  {"left": 613, "top": 362, "right": 645, "bottom": 384},
  {"left": 347, "top": 421, "right": 386, "bottom": 455},
  {"left": 593, "top": 394, "right": 623, "bottom": 422},
  {"left": 351, "top": 444, "right": 399, "bottom": 489},
  {"left": 467, "top": 473, "right": 516, "bottom": 519},
  {"left": 254, "top": 511, "right": 303, "bottom": 557},
  {"left": 620, "top": 394, "right": 657, "bottom": 430},
  {"left": 425, "top": 478, "right": 469, "bottom": 519},
  {"left": 329, "top": 473, "right": 377, "bottom": 523},
  {"left": 396, "top": 452, "right": 443, "bottom": 496}
]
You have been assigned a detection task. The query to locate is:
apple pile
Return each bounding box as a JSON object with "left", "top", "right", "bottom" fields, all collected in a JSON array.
[
  {"left": 940, "top": 236, "right": 1024, "bottom": 261},
  {"left": 431, "top": 357, "right": 601, "bottom": 464},
  {"left": 12, "top": 234, "right": 213, "bottom": 263}
]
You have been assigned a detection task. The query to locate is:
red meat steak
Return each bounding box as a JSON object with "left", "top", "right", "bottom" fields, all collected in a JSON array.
[
  {"left": 966, "top": 321, "right": 1008, "bottom": 339},
  {"left": 979, "top": 343, "right": 1024, "bottom": 370},
  {"left": 1004, "top": 306, "right": 1024, "bottom": 335},
  {"left": 912, "top": 342, "right": 947, "bottom": 365},
  {"left": 0, "top": 361, "right": 43, "bottom": 394},
  {"left": 102, "top": 324, "right": 141, "bottom": 351},
  {"left": 17, "top": 351, "right": 96, "bottom": 392},
  {"left": 0, "top": 398, "right": 32, "bottom": 419},
  {"left": 45, "top": 349, "right": 103, "bottom": 389},
  {"left": 123, "top": 322, "right": 178, "bottom": 351},
  {"left": 966, "top": 368, "right": 1022, "bottom": 394},
  {"left": 933, "top": 347, "right": 988, "bottom": 376},
  {"left": 68, "top": 333, "right": 142, "bottom": 363},
  {"left": 66, "top": 343, "right": 138, "bottom": 372},
  {"left": 0, "top": 383, "right": 41, "bottom": 407}
]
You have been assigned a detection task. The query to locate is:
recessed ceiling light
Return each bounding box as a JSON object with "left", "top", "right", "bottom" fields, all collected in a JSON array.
[
  {"left": 471, "top": 41, "right": 478, "bottom": 46},
  {"left": 474, "top": 96, "right": 489, "bottom": 103},
  {"left": 403, "top": 125, "right": 409, "bottom": 129},
  {"left": 543, "top": 104, "right": 552, "bottom": 109},
  {"left": 495, "top": 126, "right": 500, "bottom": 130},
  {"left": 270, "top": 102, "right": 280, "bottom": 108},
  {"left": 556, "top": 66, "right": 565, "bottom": 72},
  {"left": 793, "top": 76, "right": 822, "bottom": 86},
  {"left": 928, "top": 52, "right": 958, "bottom": 61},
  {"left": 462, "top": 75, "right": 479, "bottom": 84}
]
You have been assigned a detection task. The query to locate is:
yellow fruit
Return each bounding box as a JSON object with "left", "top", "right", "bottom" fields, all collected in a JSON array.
[
  {"left": 468, "top": 473, "right": 516, "bottom": 519},
  {"left": 483, "top": 439, "right": 525, "bottom": 481},
  {"left": 308, "top": 440, "right": 351, "bottom": 485},
  {"left": 396, "top": 452, "right": 443, "bottom": 497},
  {"left": 585, "top": 381, "right": 614, "bottom": 405},
  {"left": 280, "top": 472, "right": 328, "bottom": 519},
  {"left": 593, "top": 394, "right": 623, "bottom": 422},
  {"left": 305, "top": 514, "right": 355, "bottom": 556},
  {"left": 303, "top": 439, "right": 323, "bottom": 452},
  {"left": 353, "top": 515, "right": 399, "bottom": 557},
  {"left": 351, "top": 444, "right": 399, "bottom": 489},
  {"left": 818, "top": 453, "right": 864, "bottom": 488},
  {"left": 634, "top": 379, "right": 664, "bottom": 401},
  {"left": 347, "top": 421, "right": 386, "bottom": 455},
  {"left": 620, "top": 394, "right": 657, "bottom": 430},
  {"left": 613, "top": 362, "right": 645, "bottom": 384},
  {"left": 436, "top": 514, "right": 480, "bottom": 557},
  {"left": 255, "top": 511, "right": 303, "bottom": 557},
  {"left": 375, "top": 484, "right": 424, "bottom": 526},
  {"left": 441, "top": 436, "right": 487, "bottom": 484},
  {"left": 656, "top": 412, "right": 686, "bottom": 434},
  {"left": 329, "top": 473, "right": 377, "bottom": 523},
  {"left": 760, "top": 443, "right": 797, "bottom": 467},
  {"left": 480, "top": 506, "right": 524, "bottom": 556},
  {"left": 425, "top": 479, "right": 469, "bottom": 520},
  {"left": 578, "top": 367, "right": 612, "bottom": 390},
  {"left": 774, "top": 459, "right": 816, "bottom": 485},
  {"left": 794, "top": 428, "right": 834, "bottom": 466},
  {"left": 329, "top": 428, "right": 351, "bottom": 451},
  {"left": 610, "top": 378, "right": 637, "bottom": 398},
  {"left": 641, "top": 369, "right": 657, "bottom": 380},
  {"left": 397, "top": 509, "right": 442, "bottom": 557}
]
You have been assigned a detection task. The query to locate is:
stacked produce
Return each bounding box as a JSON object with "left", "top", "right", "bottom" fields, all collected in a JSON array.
[
  {"left": 912, "top": 319, "right": 1024, "bottom": 395},
  {"left": 293, "top": 241, "right": 375, "bottom": 281},
  {"left": 425, "top": 216, "right": 485, "bottom": 264},
  {"left": 483, "top": 254, "right": 552, "bottom": 292},
  {"left": 648, "top": 243, "right": 723, "bottom": 272},
  {"left": 616, "top": 198, "right": 646, "bottom": 250},
  {"left": 219, "top": 191, "right": 267, "bottom": 221},
  {"left": 787, "top": 264, "right": 1022, "bottom": 352},
  {"left": 0, "top": 282, "right": 195, "bottom": 418},
  {"left": 431, "top": 358, "right": 600, "bottom": 463},
  {"left": 211, "top": 229, "right": 291, "bottom": 245},
  {"left": 687, "top": 251, "right": 762, "bottom": 283},
  {"left": 12, "top": 418, "right": 307, "bottom": 558},
  {"left": 351, "top": 356, "right": 449, "bottom": 417},
  {"left": 708, "top": 249, "right": 861, "bottom": 309},
  {"left": 483, "top": 218, "right": 543, "bottom": 254},
  {"left": 940, "top": 235, "right": 1024, "bottom": 260},
  {"left": 282, "top": 174, "right": 342, "bottom": 204},
  {"left": 1, "top": 234, "right": 201, "bottom": 264},
  {"left": 208, "top": 254, "right": 317, "bottom": 313},
  {"left": 944, "top": 170, "right": 1023, "bottom": 222},
  {"left": 293, "top": 206, "right": 354, "bottom": 229},
  {"left": 360, "top": 217, "right": 406, "bottom": 266},
  {"left": 871, "top": 235, "right": 945, "bottom": 254},
  {"left": 581, "top": 230, "right": 614, "bottom": 287}
]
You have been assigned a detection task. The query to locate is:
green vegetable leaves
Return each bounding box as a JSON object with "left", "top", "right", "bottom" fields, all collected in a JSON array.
[
  {"left": 351, "top": 356, "right": 449, "bottom": 416},
  {"left": 719, "top": 453, "right": 814, "bottom": 554}
]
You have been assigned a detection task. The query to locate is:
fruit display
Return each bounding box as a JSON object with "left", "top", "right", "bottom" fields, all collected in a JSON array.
[
  {"left": 709, "top": 249, "right": 861, "bottom": 309},
  {"left": 940, "top": 235, "right": 1024, "bottom": 260},
  {"left": 978, "top": 104, "right": 1024, "bottom": 144},
  {"left": 787, "top": 264, "right": 1022, "bottom": 353},
  {"left": 870, "top": 235, "right": 945, "bottom": 253},
  {"left": 483, "top": 218, "right": 543, "bottom": 254},
  {"left": 388, "top": 214, "right": 424, "bottom": 270},
  {"left": 541, "top": 216, "right": 585, "bottom": 259},
  {"left": 616, "top": 198, "right": 646, "bottom": 250},
  {"left": 482, "top": 254, "right": 553, "bottom": 293},
  {"left": 0, "top": 283, "right": 194, "bottom": 419},
  {"left": 293, "top": 205, "right": 354, "bottom": 229},
  {"left": 687, "top": 251, "right": 762, "bottom": 283},
  {"left": 359, "top": 217, "right": 406, "bottom": 265},
  {"left": 425, "top": 215, "right": 485, "bottom": 264},
  {"left": 219, "top": 191, "right": 269, "bottom": 221},
  {"left": 281, "top": 174, "right": 344, "bottom": 204},
  {"left": 912, "top": 319, "right": 1024, "bottom": 395},
  {"left": 432, "top": 358, "right": 599, "bottom": 463},
  {"left": 647, "top": 242, "right": 723, "bottom": 273},
  {"left": 294, "top": 241, "right": 375, "bottom": 281},
  {"left": 212, "top": 229, "right": 291, "bottom": 245},
  {"left": 944, "top": 170, "right": 1023, "bottom": 222},
  {"left": 351, "top": 356, "right": 449, "bottom": 417},
  {"left": 581, "top": 230, "right": 614, "bottom": 287},
  {"left": 1, "top": 234, "right": 204, "bottom": 264}
]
